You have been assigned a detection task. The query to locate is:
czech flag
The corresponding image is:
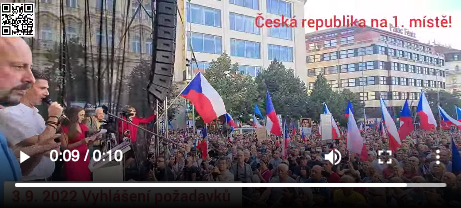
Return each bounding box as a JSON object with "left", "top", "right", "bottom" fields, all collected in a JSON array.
[
  {"left": 398, "top": 100, "right": 414, "bottom": 140},
  {"left": 181, "top": 72, "right": 227, "bottom": 124},
  {"left": 451, "top": 138, "right": 461, "bottom": 175},
  {"left": 225, "top": 113, "right": 238, "bottom": 128},
  {"left": 265, "top": 92, "right": 282, "bottom": 136},
  {"left": 456, "top": 106, "right": 461, "bottom": 122},
  {"left": 282, "top": 120, "right": 290, "bottom": 158},
  {"left": 380, "top": 99, "right": 401, "bottom": 152},
  {"left": 345, "top": 102, "right": 354, "bottom": 119},
  {"left": 346, "top": 104, "right": 363, "bottom": 154},
  {"left": 438, "top": 106, "right": 461, "bottom": 130},
  {"left": 324, "top": 103, "right": 340, "bottom": 139},
  {"left": 199, "top": 126, "right": 208, "bottom": 161},
  {"left": 253, "top": 114, "right": 262, "bottom": 128},
  {"left": 416, "top": 92, "right": 437, "bottom": 130}
]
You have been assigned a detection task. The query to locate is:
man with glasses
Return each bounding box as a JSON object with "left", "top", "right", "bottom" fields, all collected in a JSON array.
[{"left": 151, "top": 156, "right": 174, "bottom": 181}]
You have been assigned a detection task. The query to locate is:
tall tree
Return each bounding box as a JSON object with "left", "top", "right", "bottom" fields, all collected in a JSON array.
[
  {"left": 425, "top": 89, "right": 461, "bottom": 118},
  {"left": 255, "top": 60, "right": 309, "bottom": 119},
  {"left": 309, "top": 74, "right": 364, "bottom": 125},
  {"left": 43, "top": 38, "right": 89, "bottom": 104},
  {"left": 128, "top": 59, "right": 180, "bottom": 120},
  {"left": 203, "top": 53, "right": 259, "bottom": 118}
]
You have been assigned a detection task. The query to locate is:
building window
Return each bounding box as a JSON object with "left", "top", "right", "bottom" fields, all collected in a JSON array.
[
  {"left": 358, "top": 47, "right": 366, "bottom": 56},
  {"left": 322, "top": 53, "right": 330, "bottom": 61},
  {"left": 330, "top": 52, "right": 337, "bottom": 60},
  {"left": 67, "top": 0, "right": 78, "bottom": 8},
  {"left": 401, "top": 92, "right": 408, "bottom": 100},
  {"left": 423, "top": 67, "right": 428, "bottom": 75},
  {"left": 366, "top": 61, "right": 374, "bottom": 70},
  {"left": 360, "top": 92, "right": 368, "bottom": 101},
  {"left": 308, "top": 43, "right": 315, "bottom": 51},
  {"left": 392, "top": 62, "right": 398, "bottom": 71},
  {"left": 96, "top": 0, "right": 114, "bottom": 10},
  {"left": 96, "top": 29, "right": 113, "bottom": 47},
  {"left": 65, "top": 26, "right": 78, "bottom": 40},
  {"left": 341, "top": 79, "right": 348, "bottom": 88},
  {"left": 328, "top": 80, "right": 338, "bottom": 88},
  {"left": 266, "top": 0, "right": 292, "bottom": 17},
  {"left": 188, "top": 32, "right": 222, "bottom": 54},
  {"left": 268, "top": 44, "right": 293, "bottom": 62},
  {"left": 367, "top": 76, "right": 375, "bottom": 85},
  {"left": 391, "top": 77, "right": 397, "bottom": 85},
  {"left": 308, "top": 69, "right": 315, "bottom": 77},
  {"left": 131, "top": 1, "right": 142, "bottom": 19},
  {"left": 359, "top": 77, "right": 366, "bottom": 86},
  {"left": 416, "top": 66, "right": 422, "bottom": 74},
  {"left": 348, "top": 63, "right": 355, "bottom": 72},
  {"left": 409, "top": 92, "right": 415, "bottom": 100},
  {"left": 340, "top": 64, "right": 348, "bottom": 73},
  {"left": 315, "top": 68, "right": 323, "bottom": 75},
  {"left": 231, "top": 39, "right": 260, "bottom": 59},
  {"left": 230, "top": 13, "right": 260, "bottom": 35},
  {"left": 145, "top": 39, "right": 152, "bottom": 54},
  {"left": 308, "top": 82, "right": 314, "bottom": 90},
  {"left": 399, "top": 63, "right": 406, "bottom": 71},
  {"left": 348, "top": 78, "right": 356, "bottom": 87},
  {"left": 378, "top": 61, "right": 385, "bottom": 69},
  {"left": 400, "top": 78, "right": 407, "bottom": 86},
  {"left": 238, "top": 65, "right": 261, "bottom": 77},
  {"left": 131, "top": 35, "right": 140, "bottom": 53},
  {"left": 378, "top": 46, "right": 386, "bottom": 54},
  {"left": 192, "top": 62, "right": 211, "bottom": 71},
  {"left": 340, "top": 50, "right": 347, "bottom": 59},
  {"left": 230, "top": 0, "right": 259, "bottom": 10},
  {"left": 41, "top": 0, "right": 51, "bottom": 3},
  {"left": 392, "top": 92, "right": 400, "bottom": 100},
  {"left": 416, "top": 79, "right": 422, "bottom": 87},
  {"left": 408, "top": 78, "right": 414, "bottom": 86},
  {"left": 347, "top": 49, "right": 355, "bottom": 58},
  {"left": 366, "top": 46, "right": 373, "bottom": 55},
  {"left": 388, "top": 48, "right": 395, "bottom": 56},
  {"left": 380, "top": 91, "right": 389, "bottom": 100},
  {"left": 408, "top": 65, "right": 415, "bottom": 73},
  {"left": 187, "top": 3, "right": 221, "bottom": 27},
  {"left": 40, "top": 24, "right": 53, "bottom": 40},
  {"left": 379, "top": 76, "right": 386, "bottom": 85},
  {"left": 368, "top": 92, "right": 376, "bottom": 100},
  {"left": 268, "top": 26, "right": 292, "bottom": 40},
  {"left": 358, "top": 62, "right": 365, "bottom": 71}
]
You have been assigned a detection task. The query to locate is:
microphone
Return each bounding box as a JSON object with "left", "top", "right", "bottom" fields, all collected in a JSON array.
[{"left": 42, "top": 96, "right": 68, "bottom": 121}]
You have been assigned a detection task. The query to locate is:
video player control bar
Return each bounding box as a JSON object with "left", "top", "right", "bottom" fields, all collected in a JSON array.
[{"left": 15, "top": 183, "right": 447, "bottom": 188}]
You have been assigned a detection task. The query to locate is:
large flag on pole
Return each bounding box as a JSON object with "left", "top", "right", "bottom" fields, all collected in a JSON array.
[
  {"left": 416, "top": 92, "right": 437, "bottom": 130},
  {"left": 345, "top": 102, "right": 354, "bottom": 119},
  {"left": 181, "top": 72, "right": 227, "bottom": 124},
  {"left": 398, "top": 100, "right": 414, "bottom": 139},
  {"left": 438, "top": 106, "right": 461, "bottom": 130},
  {"left": 254, "top": 105, "right": 264, "bottom": 118},
  {"left": 456, "top": 106, "right": 461, "bottom": 122},
  {"left": 225, "top": 113, "right": 238, "bottom": 128},
  {"left": 451, "top": 138, "right": 461, "bottom": 175},
  {"left": 265, "top": 92, "right": 282, "bottom": 136},
  {"left": 380, "top": 99, "right": 401, "bottom": 152},
  {"left": 323, "top": 103, "right": 340, "bottom": 139},
  {"left": 346, "top": 104, "right": 363, "bottom": 154}
]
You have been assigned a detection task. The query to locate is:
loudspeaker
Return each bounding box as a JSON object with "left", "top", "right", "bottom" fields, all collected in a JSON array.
[{"left": 148, "top": 0, "right": 178, "bottom": 102}]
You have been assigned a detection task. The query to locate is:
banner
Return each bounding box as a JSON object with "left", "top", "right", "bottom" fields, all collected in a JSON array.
[{"left": 255, "top": 127, "right": 267, "bottom": 141}]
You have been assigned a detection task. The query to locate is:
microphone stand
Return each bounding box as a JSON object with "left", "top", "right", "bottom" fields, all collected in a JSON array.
[{"left": 103, "top": 111, "right": 184, "bottom": 147}]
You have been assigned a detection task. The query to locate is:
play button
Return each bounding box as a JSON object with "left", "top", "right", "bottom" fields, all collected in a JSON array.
[{"left": 20, "top": 151, "right": 30, "bottom": 164}]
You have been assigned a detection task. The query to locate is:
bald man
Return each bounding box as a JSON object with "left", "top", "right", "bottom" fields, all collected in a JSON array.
[{"left": 0, "top": 37, "right": 58, "bottom": 199}]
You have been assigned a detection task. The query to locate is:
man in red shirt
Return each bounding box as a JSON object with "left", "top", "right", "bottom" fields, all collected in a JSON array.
[
  {"left": 118, "top": 106, "right": 157, "bottom": 167},
  {"left": 323, "top": 160, "right": 340, "bottom": 183}
]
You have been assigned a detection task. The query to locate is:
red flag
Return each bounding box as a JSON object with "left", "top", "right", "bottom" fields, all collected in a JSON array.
[{"left": 360, "top": 143, "right": 369, "bottom": 161}]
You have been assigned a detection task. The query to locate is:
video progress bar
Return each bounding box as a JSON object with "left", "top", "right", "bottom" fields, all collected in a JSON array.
[{"left": 15, "top": 183, "right": 447, "bottom": 188}]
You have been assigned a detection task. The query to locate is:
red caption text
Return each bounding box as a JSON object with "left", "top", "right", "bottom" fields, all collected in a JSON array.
[{"left": 255, "top": 15, "right": 453, "bottom": 30}]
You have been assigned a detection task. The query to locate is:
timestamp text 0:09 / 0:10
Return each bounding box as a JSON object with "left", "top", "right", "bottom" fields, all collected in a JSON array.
[{"left": 48, "top": 149, "right": 123, "bottom": 162}]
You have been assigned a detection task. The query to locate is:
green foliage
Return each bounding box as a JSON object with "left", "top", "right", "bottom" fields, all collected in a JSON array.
[
  {"left": 43, "top": 38, "right": 89, "bottom": 105},
  {"left": 309, "top": 74, "right": 364, "bottom": 125},
  {"left": 202, "top": 53, "right": 259, "bottom": 118},
  {"left": 255, "top": 60, "right": 309, "bottom": 120},
  {"left": 425, "top": 89, "right": 461, "bottom": 118},
  {"left": 128, "top": 60, "right": 180, "bottom": 120}
]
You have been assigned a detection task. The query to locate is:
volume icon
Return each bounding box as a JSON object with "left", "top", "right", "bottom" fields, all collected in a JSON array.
[{"left": 325, "top": 149, "right": 342, "bottom": 165}]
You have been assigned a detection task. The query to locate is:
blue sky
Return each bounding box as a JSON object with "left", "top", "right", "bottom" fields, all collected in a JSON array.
[{"left": 304, "top": 0, "right": 461, "bottom": 49}]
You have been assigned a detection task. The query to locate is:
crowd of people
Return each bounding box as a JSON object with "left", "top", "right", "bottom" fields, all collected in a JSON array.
[{"left": 143, "top": 125, "right": 461, "bottom": 208}]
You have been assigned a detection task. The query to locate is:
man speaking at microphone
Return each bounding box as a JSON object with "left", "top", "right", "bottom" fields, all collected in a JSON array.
[
  {"left": 0, "top": 37, "right": 59, "bottom": 205},
  {"left": 0, "top": 40, "right": 63, "bottom": 181}
]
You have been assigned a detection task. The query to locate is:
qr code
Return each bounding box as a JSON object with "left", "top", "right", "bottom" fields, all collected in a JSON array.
[{"left": 1, "top": 3, "right": 35, "bottom": 37}]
